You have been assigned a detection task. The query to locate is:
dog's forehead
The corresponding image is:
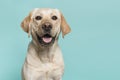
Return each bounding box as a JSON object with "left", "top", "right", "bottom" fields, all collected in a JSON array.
[{"left": 32, "top": 8, "right": 60, "bottom": 16}]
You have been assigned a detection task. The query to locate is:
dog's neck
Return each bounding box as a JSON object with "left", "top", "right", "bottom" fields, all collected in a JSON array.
[{"left": 31, "top": 40, "right": 58, "bottom": 62}]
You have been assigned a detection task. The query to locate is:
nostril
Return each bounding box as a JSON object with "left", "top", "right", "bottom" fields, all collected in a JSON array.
[
  {"left": 42, "top": 23, "right": 52, "bottom": 31},
  {"left": 48, "top": 25, "right": 52, "bottom": 29}
]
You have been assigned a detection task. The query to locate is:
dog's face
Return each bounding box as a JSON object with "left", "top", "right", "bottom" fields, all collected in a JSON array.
[{"left": 21, "top": 8, "right": 71, "bottom": 47}]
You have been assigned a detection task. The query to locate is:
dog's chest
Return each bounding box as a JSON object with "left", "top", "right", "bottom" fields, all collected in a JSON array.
[
  {"left": 36, "top": 62, "right": 62, "bottom": 80},
  {"left": 25, "top": 44, "right": 64, "bottom": 79}
]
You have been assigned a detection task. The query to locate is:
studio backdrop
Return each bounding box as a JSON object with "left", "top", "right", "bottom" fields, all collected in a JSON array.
[{"left": 0, "top": 0, "right": 120, "bottom": 80}]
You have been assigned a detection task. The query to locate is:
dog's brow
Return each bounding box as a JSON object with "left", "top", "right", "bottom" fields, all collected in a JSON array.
[
  {"left": 47, "top": 9, "right": 52, "bottom": 14},
  {"left": 41, "top": 10, "right": 54, "bottom": 15},
  {"left": 31, "top": 8, "right": 39, "bottom": 19}
]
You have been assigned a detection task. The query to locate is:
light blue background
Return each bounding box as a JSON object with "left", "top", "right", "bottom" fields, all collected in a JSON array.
[{"left": 0, "top": 0, "right": 120, "bottom": 80}]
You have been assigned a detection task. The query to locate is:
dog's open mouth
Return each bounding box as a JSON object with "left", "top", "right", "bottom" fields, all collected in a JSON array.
[
  {"left": 42, "top": 34, "right": 52, "bottom": 43},
  {"left": 36, "top": 33, "right": 56, "bottom": 46}
]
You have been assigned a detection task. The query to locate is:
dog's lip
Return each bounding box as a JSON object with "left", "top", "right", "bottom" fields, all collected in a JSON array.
[
  {"left": 42, "top": 34, "right": 52, "bottom": 43},
  {"left": 42, "top": 34, "right": 52, "bottom": 38},
  {"left": 36, "top": 33, "right": 53, "bottom": 44}
]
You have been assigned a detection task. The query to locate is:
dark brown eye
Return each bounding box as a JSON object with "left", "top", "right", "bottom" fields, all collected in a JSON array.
[
  {"left": 52, "top": 16, "right": 57, "bottom": 20},
  {"left": 35, "top": 16, "right": 42, "bottom": 20}
]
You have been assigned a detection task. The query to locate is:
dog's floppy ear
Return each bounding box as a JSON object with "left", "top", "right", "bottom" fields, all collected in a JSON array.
[
  {"left": 21, "top": 12, "right": 32, "bottom": 33},
  {"left": 60, "top": 13, "right": 71, "bottom": 38}
]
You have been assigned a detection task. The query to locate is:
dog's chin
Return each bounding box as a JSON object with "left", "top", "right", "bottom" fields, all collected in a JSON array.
[{"left": 36, "top": 33, "right": 56, "bottom": 47}]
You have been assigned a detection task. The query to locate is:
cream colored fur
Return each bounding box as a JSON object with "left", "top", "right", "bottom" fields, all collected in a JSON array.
[{"left": 21, "top": 8, "right": 71, "bottom": 80}]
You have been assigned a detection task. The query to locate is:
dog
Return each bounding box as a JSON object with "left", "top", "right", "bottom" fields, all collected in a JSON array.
[{"left": 21, "top": 8, "right": 71, "bottom": 80}]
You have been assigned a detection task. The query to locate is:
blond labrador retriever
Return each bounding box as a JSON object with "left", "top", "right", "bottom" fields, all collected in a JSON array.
[{"left": 21, "top": 8, "right": 71, "bottom": 80}]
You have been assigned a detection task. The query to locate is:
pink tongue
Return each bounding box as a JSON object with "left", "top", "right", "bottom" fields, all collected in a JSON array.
[{"left": 42, "top": 37, "right": 52, "bottom": 43}]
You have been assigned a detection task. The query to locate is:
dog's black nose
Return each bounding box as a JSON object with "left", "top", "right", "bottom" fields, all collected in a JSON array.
[{"left": 42, "top": 23, "right": 52, "bottom": 32}]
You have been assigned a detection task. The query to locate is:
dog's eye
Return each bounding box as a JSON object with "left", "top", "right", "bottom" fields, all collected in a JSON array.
[
  {"left": 52, "top": 16, "right": 57, "bottom": 20},
  {"left": 35, "top": 16, "right": 42, "bottom": 20}
]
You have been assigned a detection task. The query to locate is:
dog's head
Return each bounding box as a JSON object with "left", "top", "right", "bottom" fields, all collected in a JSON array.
[{"left": 21, "top": 8, "right": 71, "bottom": 47}]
